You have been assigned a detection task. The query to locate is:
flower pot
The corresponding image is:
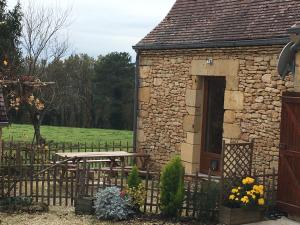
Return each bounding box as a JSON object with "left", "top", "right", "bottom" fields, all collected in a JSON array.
[
  {"left": 75, "top": 196, "right": 95, "bottom": 215},
  {"left": 219, "top": 206, "right": 264, "bottom": 225}
]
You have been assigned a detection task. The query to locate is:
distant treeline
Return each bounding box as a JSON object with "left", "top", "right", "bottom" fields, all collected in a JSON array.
[{"left": 10, "top": 52, "right": 135, "bottom": 130}]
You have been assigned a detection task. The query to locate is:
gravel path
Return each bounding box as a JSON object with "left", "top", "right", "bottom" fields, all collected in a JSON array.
[
  {"left": 247, "top": 217, "right": 300, "bottom": 225},
  {"left": 3, "top": 206, "right": 298, "bottom": 225},
  {"left": 0, "top": 206, "right": 195, "bottom": 225},
  {"left": 0, "top": 207, "right": 95, "bottom": 225}
]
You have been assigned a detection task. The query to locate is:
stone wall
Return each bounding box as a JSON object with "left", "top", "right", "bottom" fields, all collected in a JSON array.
[{"left": 136, "top": 46, "right": 293, "bottom": 174}]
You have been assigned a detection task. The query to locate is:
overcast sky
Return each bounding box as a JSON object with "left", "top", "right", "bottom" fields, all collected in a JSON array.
[{"left": 7, "top": 0, "right": 175, "bottom": 59}]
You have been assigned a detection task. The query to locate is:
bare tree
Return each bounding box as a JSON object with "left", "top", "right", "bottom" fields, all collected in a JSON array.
[
  {"left": 21, "top": 0, "right": 71, "bottom": 77},
  {"left": 19, "top": 1, "right": 72, "bottom": 145}
]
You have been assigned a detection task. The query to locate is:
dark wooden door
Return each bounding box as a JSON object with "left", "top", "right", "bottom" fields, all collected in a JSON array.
[
  {"left": 278, "top": 92, "right": 300, "bottom": 215},
  {"left": 200, "top": 77, "right": 226, "bottom": 174}
]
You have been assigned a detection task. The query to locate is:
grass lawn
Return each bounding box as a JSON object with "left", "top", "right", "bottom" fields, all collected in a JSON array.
[{"left": 2, "top": 124, "right": 133, "bottom": 144}]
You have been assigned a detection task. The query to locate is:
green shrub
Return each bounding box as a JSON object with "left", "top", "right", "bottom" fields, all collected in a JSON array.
[
  {"left": 0, "top": 197, "right": 33, "bottom": 207},
  {"left": 127, "top": 165, "right": 141, "bottom": 188},
  {"left": 159, "top": 156, "right": 185, "bottom": 218},
  {"left": 195, "top": 181, "right": 220, "bottom": 224},
  {"left": 94, "top": 187, "right": 134, "bottom": 221},
  {"left": 126, "top": 183, "right": 146, "bottom": 211}
]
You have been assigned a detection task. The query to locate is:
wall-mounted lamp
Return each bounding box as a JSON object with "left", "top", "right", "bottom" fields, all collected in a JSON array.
[{"left": 206, "top": 58, "right": 213, "bottom": 65}]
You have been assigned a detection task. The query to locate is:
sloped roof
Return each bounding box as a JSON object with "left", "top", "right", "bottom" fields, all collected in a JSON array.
[{"left": 134, "top": 0, "right": 299, "bottom": 50}]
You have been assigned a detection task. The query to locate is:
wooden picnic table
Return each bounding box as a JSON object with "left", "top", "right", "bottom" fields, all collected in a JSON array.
[
  {"left": 54, "top": 151, "right": 149, "bottom": 170},
  {"left": 54, "top": 151, "right": 149, "bottom": 197}
]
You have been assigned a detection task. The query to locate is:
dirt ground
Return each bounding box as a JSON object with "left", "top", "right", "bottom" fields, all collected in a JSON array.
[
  {"left": 248, "top": 217, "right": 300, "bottom": 225},
  {"left": 1, "top": 206, "right": 299, "bottom": 225},
  {"left": 0, "top": 206, "right": 196, "bottom": 225}
]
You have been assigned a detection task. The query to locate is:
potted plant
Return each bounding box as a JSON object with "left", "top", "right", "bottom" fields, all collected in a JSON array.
[{"left": 219, "top": 177, "right": 265, "bottom": 225}]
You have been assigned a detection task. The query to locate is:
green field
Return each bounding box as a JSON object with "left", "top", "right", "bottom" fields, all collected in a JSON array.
[{"left": 2, "top": 124, "right": 133, "bottom": 144}]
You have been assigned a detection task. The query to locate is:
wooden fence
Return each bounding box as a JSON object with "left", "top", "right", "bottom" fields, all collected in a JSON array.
[
  {"left": 0, "top": 140, "right": 133, "bottom": 167},
  {"left": 0, "top": 141, "right": 278, "bottom": 222},
  {"left": 0, "top": 160, "right": 220, "bottom": 219},
  {"left": 0, "top": 142, "right": 220, "bottom": 221}
]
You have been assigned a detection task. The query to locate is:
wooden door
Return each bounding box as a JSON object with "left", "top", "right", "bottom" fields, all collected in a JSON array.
[
  {"left": 278, "top": 92, "right": 300, "bottom": 215},
  {"left": 200, "top": 77, "right": 226, "bottom": 174}
]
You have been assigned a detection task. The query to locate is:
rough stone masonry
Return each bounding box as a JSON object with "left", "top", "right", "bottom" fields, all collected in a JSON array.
[{"left": 136, "top": 46, "right": 294, "bottom": 174}]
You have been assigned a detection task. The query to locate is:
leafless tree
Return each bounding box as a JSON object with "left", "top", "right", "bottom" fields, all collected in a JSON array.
[
  {"left": 21, "top": 0, "right": 71, "bottom": 77},
  {"left": 18, "top": 1, "right": 72, "bottom": 145}
]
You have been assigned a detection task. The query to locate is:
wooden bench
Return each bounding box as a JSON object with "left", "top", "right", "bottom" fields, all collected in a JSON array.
[
  {"left": 67, "top": 168, "right": 95, "bottom": 180},
  {"left": 52, "top": 159, "right": 120, "bottom": 164},
  {"left": 100, "top": 166, "right": 156, "bottom": 176}
]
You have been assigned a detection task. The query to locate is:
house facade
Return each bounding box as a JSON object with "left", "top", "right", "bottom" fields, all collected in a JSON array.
[{"left": 133, "top": 0, "right": 299, "bottom": 174}]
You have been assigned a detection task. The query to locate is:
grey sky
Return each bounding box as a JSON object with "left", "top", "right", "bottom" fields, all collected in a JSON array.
[{"left": 7, "top": 0, "right": 176, "bottom": 59}]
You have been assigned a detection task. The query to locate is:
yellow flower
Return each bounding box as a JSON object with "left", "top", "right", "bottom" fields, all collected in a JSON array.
[
  {"left": 3, "top": 60, "right": 8, "bottom": 66},
  {"left": 251, "top": 194, "right": 256, "bottom": 199},
  {"left": 253, "top": 185, "right": 264, "bottom": 196},
  {"left": 241, "top": 196, "right": 249, "bottom": 204},
  {"left": 258, "top": 198, "right": 265, "bottom": 205},
  {"left": 253, "top": 185, "right": 259, "bottom": 192},
  {"left": 229, "top": 195, "right": 235, "bottom": 200},
  {"left": 248, "top": 177, "right": 255, "bottom": 184},
  {"left": 238, "top": 187, "right": 242, "bottom": 190},
  {"left": 235, "top": 198, "right": 239, "bottom": 201},
  {"left": 243, "top": 177, "right": 255, "bottom": 184},
  {"left": 231, "top": 188, "right": 238, "bottom": 193}
]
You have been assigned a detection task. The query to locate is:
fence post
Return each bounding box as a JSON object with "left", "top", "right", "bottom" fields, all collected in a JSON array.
[
  {"left": 272, "top": 167, "right": 276, "bottom": 207},
  {"left": 120, "top": 157, "right": 124, "bottom": 189},
  {"left": 53, "top": 154, "right": 57, "bottom": 205},
  {"left": 105, "top": 141, "right": 108, "bottom": 151},
  {"left": 143, "top": 165, "right": 149, "bottom": 213},
  {"left": 155, "top": 172, "right": 161, "bottom": 214},
  {"left": 186, "top": 181, "right": 191, "bottom": 216}
]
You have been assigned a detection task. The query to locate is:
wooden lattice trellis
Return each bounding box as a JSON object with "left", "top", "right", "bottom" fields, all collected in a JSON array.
[{"left": 220, "top": 140, "right": 254, "bottom": 202}]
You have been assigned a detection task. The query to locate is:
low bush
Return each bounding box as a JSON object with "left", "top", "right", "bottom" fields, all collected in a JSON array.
[
  {"left": 195, "top": 181, "right": 220, "bottom": 224},
  {"left": 0, "top": 196, "right": 47, "bottom": 213},
  {"left": 125, "top": 166, "right": 146, "bottom": 211},
  {"left": 126, "top": 183, "right": 146, "bottom": 211},
  {"left": 0, "top": 196, "right": 33, "bottom": 207},
  {"left": 127, "top": 165, "right": 141, "bottom": 189},
  {"left": 159, "top": 156, "right": 184, "bottom": 218},
  {"left": 94, "top": 186, "right": 134, "bottom": 221}
]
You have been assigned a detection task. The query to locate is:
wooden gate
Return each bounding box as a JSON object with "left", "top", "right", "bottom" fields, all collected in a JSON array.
[{"left": 278, "top": 92, "right": 300, "bottom": 214}]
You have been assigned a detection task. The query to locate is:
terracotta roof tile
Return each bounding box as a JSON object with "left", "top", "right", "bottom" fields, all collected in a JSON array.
[{"left": 134, "top": 0, "right": 299, "bottom": 50}]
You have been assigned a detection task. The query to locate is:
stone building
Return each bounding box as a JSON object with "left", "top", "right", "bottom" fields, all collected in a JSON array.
[{"left": 133, "top": 0, "right": 299, "bottom": 174}]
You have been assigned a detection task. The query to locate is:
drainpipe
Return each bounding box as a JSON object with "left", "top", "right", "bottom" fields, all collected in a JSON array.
[{"left": 133, "top": 51, "right": 140, "bottom": 153}]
